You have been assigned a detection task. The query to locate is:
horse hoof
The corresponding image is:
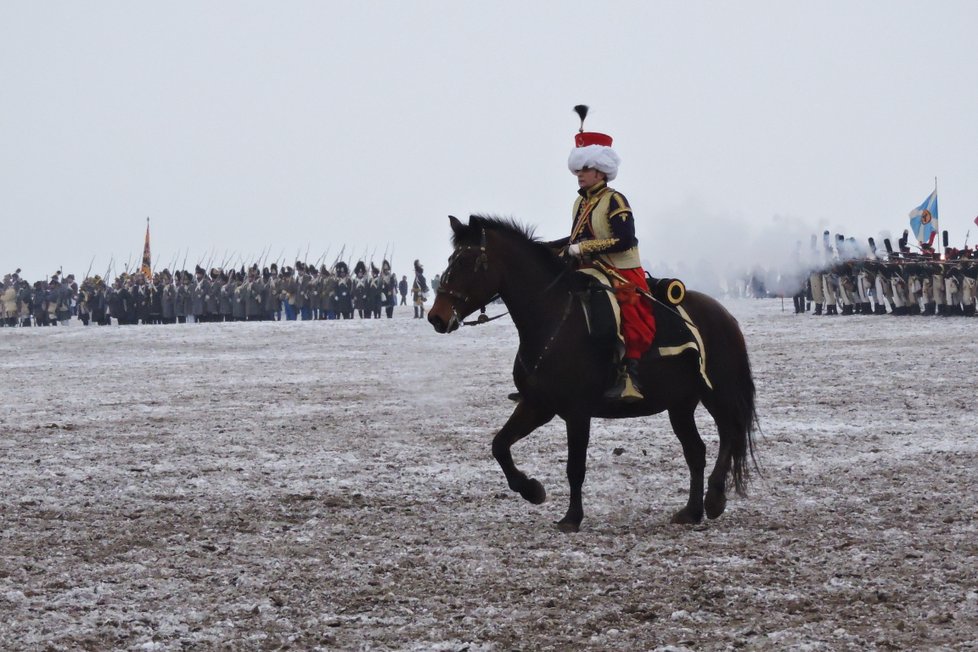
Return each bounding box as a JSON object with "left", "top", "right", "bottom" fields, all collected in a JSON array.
[
  {"left": 555, "top": 519, "right": 580, "bottom": 533},
  {"left": 670, "top": 507, "right": 703, "bottom": 525},
  {"left": 705, "top": 492, "right": 727, "bottom": 520},
  {"left": 519, "top": 479, "right": 546, "bottom": 505}
]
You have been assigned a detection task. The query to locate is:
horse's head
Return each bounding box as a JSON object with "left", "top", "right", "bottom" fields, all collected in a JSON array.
[{"left": 428, "top": 215, "right": 504, "bottom": 333}]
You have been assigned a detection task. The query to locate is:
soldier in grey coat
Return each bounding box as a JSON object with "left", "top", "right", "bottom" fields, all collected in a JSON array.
[
  {"left": 205, "top": 268, "right": 222, "bottom": 321},
  {"left": 232, "top": 270, "right": 247, "bottom": 321},
  {"left": 161, "top": 271, "right": 176, "bottom": 324},
  {"left": 219, "top": 271, "right": 234, "bottom": 321},
  {"left": 174, "top": 272, "right": 189, "bottom": 323},
  {"left": 191, "top": 265, "right": 208, "bottom": 323}
]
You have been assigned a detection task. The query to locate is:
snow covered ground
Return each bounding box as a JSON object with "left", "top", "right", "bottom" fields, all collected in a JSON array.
[{"left": 1, "top": 301, "right": 976, "bottom": 651}]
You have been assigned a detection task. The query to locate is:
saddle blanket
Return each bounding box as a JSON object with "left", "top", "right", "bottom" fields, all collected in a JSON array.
[{"left": 575, "top": 269, "right": 712, "bottom": 389}]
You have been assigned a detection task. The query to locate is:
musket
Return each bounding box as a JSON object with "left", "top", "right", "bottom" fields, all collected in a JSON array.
[
  {"left": 304, "top": 244, "right": 311, "bottom": 266},
  {"left": 181, "top": 248, "right": 189, "bottom": 273},
  {"left": 332, "top": 244, "right": 346, "bottom": 269},
  {"left": 124, "top": 253, "right": 133, "bottom": 275},
  {"left": 315, "top": 245, "right": 330, "bottom": 268},
  {"left": 84, "top": 255, "right": 95, "bottom": 281},
  {"left": 964, "top": 230, "right": 970, "bottom": 248},
  {"left": 104, "top": 257, "right": 113, "bottom": 281}
]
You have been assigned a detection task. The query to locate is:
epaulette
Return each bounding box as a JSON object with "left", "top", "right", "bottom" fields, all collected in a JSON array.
[{"left": 608, "top": 190, "right": 632, "bottom": 221}]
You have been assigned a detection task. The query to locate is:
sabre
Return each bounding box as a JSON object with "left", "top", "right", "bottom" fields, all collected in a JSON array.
[{"left": 589, "top": 259, "right": 695, "bottom": 328}]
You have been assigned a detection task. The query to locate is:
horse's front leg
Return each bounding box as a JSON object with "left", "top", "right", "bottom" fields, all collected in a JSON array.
[
  {"left": 557, "top": 413, "right": 592, "bottom": 533},
  {"left": 491, "top": 401, "right": 555, "bottom": 505}
]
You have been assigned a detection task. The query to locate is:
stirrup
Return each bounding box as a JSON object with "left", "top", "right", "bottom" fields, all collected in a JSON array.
[{"left": 603, "top": 366, "right": 644, "bottom": 403}]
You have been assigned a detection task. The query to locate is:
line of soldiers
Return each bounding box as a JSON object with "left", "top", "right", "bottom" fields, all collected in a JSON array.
[
  {"left": 791, "top": 231, "right": 978, "bottom": 317},
  {"left": 1, "top": 258, "right": 430, "bottom": 326}
]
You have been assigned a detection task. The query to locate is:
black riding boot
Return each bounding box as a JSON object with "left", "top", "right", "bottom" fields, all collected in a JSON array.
[
  {"left": 604, "top": 358, "right": 644, "bottom": 403},
  {"left": 813, "top": 303, "right": 823, "bottom": 315}
]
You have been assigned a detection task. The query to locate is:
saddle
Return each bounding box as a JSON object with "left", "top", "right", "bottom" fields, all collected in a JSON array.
[{"left": 573, "top": 269, "right": 712, "bottom": 389}]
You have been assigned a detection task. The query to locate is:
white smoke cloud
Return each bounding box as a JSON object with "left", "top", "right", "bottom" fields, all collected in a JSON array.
[{"left": 639, "top": 197, "right": 897, "bottom": 298}]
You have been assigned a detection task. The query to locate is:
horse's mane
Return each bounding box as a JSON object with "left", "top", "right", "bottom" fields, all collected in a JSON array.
[{"left": 455, "top": 214, "right": 568, "bottom": 276}]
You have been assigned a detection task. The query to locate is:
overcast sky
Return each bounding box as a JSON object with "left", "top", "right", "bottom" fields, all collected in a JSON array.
[{"left": 3, "top": 1, "right": 977, "bottom": 285}]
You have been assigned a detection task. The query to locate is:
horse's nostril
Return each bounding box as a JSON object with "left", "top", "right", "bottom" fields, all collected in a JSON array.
[{"left": 428, "top": 315, "right": 445, "bottom": 332}]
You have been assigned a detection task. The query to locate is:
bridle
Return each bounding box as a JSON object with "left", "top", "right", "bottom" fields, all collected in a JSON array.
[
  {"left": 436, "top": 227, "right": 506, "bottom": 327},
  {"left": 436, "top": 226, "right": 576, "bottom": 378}
]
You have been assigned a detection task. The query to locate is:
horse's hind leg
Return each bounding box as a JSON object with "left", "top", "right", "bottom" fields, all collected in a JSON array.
[
  {"left": 492, "top": 401, "right": 556, "bottom": 505},
  {"left": 668, "top": 400, "right": 706, "bottom": 524},
  {"left": 704, "top": 420, "right": 735, "bottom": 519}
]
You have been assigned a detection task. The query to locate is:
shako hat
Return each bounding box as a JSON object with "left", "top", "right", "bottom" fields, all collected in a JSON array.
[
  {"left": 354, "top": 260, "right": 367, "bottom": 275},
  {"left": 567, "top": 105, "right": 621, "bottom": 181}
]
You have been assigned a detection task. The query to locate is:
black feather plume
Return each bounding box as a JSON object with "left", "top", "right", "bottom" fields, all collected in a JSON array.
[{"left": 573, "top": 105, "right": 589, "bottom": 131}]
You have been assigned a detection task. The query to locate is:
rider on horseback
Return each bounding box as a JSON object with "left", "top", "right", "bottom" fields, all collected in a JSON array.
[{"left": 555, "top": 106, "right": 656, "bottom": 402}]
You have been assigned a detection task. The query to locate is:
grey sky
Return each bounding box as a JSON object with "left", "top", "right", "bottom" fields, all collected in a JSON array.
[{"left": 3, "top": 1, "right": 977, "bottom": 286}]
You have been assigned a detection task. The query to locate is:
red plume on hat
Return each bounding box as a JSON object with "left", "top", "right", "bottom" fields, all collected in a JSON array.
[{"left": 568, "top": 104, "right": 621, "bottom": 181}]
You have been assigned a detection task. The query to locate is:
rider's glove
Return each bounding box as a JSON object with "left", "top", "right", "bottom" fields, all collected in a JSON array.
[{"left": 566, "top": 243, "right": 582, "bottom": 258}]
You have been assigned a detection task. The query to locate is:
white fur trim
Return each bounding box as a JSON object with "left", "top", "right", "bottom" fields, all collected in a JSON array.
[{"left": 568, "top": 145, "right": 620, "bottom": 181}]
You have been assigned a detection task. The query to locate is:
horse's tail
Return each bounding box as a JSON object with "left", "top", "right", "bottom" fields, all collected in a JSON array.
[
  {"left": 727, "top": 346, "right": 760, "bottom": 497},
  {"left": 691, "top": 292, "right": 760, "bottom": 496}
]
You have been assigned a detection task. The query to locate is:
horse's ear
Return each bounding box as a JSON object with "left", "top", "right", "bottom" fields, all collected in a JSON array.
[{"left": 449, "top": 215, "right": 464, "bottom": 234}]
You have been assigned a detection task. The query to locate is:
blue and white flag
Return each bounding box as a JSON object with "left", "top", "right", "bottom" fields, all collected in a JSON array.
[{"left": 909, "top": 190, "right": 938, "bottom": 245}]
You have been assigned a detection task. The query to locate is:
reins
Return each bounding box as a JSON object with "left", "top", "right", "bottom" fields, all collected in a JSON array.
[
  {"left": 435, "top": 227, "right": 575, "bottom": 376},
  {"left": 459, "top": 266, "right": 571, "bottom": 327}
]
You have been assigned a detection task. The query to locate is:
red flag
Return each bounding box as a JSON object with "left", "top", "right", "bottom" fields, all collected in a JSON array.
[
  {"left": 141, "top": 218, "right": 152, "bottom": 278},
  {"left": 974, "top": 215, "right": 978, "bottom": 228}
]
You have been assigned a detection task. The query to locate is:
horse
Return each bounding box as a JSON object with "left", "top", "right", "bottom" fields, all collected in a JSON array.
[{"left": 427, "top": 215, "right": 759, "bottom": 533}]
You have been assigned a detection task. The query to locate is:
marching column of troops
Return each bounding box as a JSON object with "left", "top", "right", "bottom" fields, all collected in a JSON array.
[
  {"left": 792, "top": 231, "right": 977, "bottom": 317},
  {"left": 1, "top": 259, "right": 433, "bottom": 327}
]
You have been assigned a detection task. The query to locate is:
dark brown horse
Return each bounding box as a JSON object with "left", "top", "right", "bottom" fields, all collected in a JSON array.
[{"left": 428, "top": 215, "right": 759, "bottom": 532}]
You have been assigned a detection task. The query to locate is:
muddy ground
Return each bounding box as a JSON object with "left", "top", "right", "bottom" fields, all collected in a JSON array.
[{"left": 1, "top": 301, "right": 976, "bottom": 650}]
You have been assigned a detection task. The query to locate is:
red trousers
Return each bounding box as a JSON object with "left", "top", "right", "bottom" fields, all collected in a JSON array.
[{"left": 615, "top": 267, "right": 656, "bottom": 360}]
